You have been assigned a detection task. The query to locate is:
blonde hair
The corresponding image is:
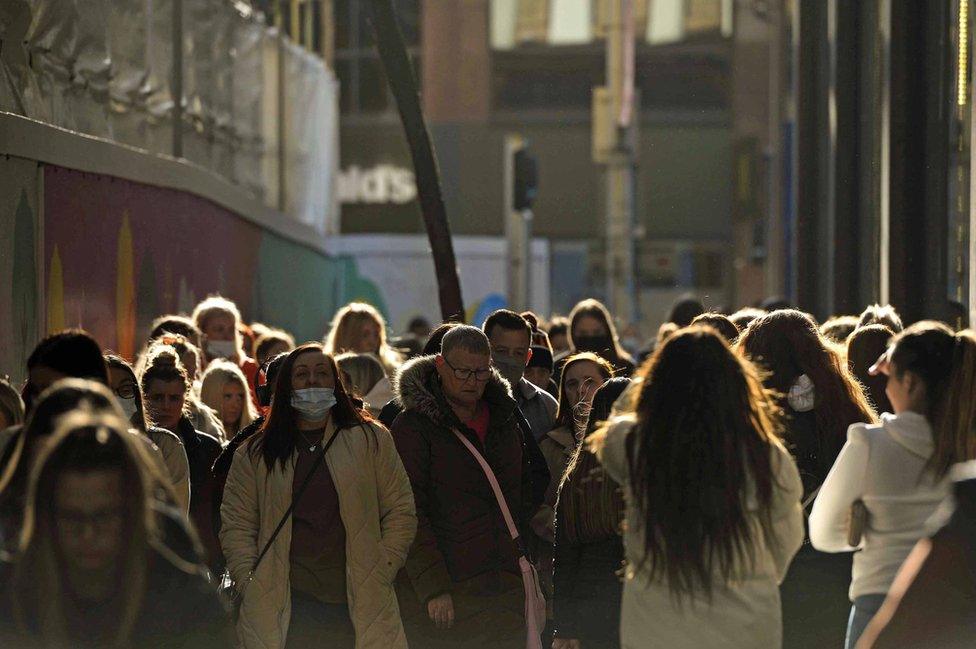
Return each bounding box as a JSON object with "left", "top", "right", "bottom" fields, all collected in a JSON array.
[
  {"left": 199, "top": 359, "right": 257, "bottom": 437},
  {"left": 191, "top": 295, "right": 245, "bottom": 362},
  {"left": 324, "top": 302, "right": 402, "bottom": 376},
  {"left": 335, "top": 353, "right": 387, "bottom": 398}
]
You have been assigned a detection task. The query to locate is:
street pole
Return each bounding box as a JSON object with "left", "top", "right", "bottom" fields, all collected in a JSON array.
[
  {"left": 504, "top": 134, "right": 532, "bottom": 311},
  {"left": 595, "top": 0, "right": 639, "bottom": 324},
  {"left": 171, "top": 0, "right": 183, "bottom": 159},
  {"left": 367, "top": 0, "right": 465, "bottom": 321}
]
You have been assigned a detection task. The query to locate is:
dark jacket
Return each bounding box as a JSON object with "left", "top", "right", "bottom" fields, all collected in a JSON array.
[
  {"left": 551, "top": 446, "right": 624, "bottom": 646},
  {"left": 0, "top": 501, "right": 234, "bottom": 649},
  {"left": 784, "top": 407, "right": 834, "bottom": 499},
  {"left": 210, "top": 415, "right": 265, "bottom": 547},
  {"left": 779, "top": 406, "right": 854, "bottom": 649},
  {"left": 173, "top": 417, "right": 223, "bottom": 571},
  {"left": 390, "top": 355, "right": 538, "bottom": 604}
]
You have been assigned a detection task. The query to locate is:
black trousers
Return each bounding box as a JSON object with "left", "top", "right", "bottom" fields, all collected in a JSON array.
[{"left": 285, "top": 590, "right": 355, "bottom": 649}]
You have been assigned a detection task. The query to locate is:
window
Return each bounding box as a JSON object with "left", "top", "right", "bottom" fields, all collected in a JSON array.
[
  {"left": 490, "top": 0, "right": 730, "bottom": 50},
  {"left": 334, "top": 0, "right": 421, "bottom": 115}
]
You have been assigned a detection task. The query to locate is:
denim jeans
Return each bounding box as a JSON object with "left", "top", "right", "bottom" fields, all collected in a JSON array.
[{"left": 845, "top": 593, "right": 887, "bottom": 649}]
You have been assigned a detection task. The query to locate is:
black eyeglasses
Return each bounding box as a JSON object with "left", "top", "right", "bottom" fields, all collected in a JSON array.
[
  {"left": 444, "top": 357, "right": 492, "bottom": 382},
  {"left": 114, "top": 382, "right": 137, "bottom": 400}
]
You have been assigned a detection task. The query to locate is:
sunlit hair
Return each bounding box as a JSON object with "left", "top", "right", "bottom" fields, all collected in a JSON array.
[
  {"left": 440, "top": 325, "right": 491, "bottom": 358},
  {"left": 199, "top": 359, "right": 257, "bottom": 437},
  {"left": 324, "top": 302, "right": 403, "bottom": 377},
  {"left": 557, "top": 377, "right": 630, "bottom": 545},
  {"left": 147, "top": 314, "right": 202, "bottom": 349},
  {"left": 738, "top": 309, "right": 877, "bottom": 463},
  {"left": 691, "top": 313, "right": 740, "bottom": 343},
  {"left": 139, "top": 346, "right": 191, "bottom": 426},
  {"left": 820, "top": 315, "right": 860, "bottom": 344},
  {"left": 335, "top": 353, "right": 387, "bottom": 399},
  {"left": 889, "top": 321, "right": 976, "bottom": 477},
  {"left": 568, "top": 299, "right": 634, "bottom": 369},
  {"left": 656, "top": 322, "right": 678, "bottom": 346},
  {"left": 249, "top": 343, "right": 370, "bottom": 470},
  {"left": 0, "top": 376, "right": 25, "bottom": 428},
  {"left": 624, "top": 326, "right": 786, "bottom": 600},
  {"left": 104, "top": 354, "right": 149, "bottom": 432},
  {"left": 192, "top": 295, "right": 245, "bottom": 363},
  {"left": 135, "top": 333, "right": 202, "bottom": 384},
  {"left": 846, "top": 325, "right": 895, "bottom": 415},
  {"left": 255, "top": 329, "right": 296, "bottom": 366},
  {"left": 858, "top": 303, "right": 904, "bottom": 333},
  {"left": 11, "top": 412, "right": 163, "bottom": 646},
  {"left": 554, "top": 352, "right": 614, "bottom": 433},
  {"left": 729, "top": 307, "right": 764, "bottom": 331}
]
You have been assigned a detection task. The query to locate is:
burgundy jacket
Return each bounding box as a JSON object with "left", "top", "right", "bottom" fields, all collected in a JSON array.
[{"left": 390, "top": 355, "right": 538, "bottom": 604}]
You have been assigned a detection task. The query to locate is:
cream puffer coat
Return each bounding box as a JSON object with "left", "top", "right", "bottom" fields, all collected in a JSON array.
[{"left": 220, "top": 419, "right": 417, "bottom": 649}]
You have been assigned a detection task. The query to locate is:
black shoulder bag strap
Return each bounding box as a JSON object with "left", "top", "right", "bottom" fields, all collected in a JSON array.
[{"left": 240, "top": 427, "right": 342, "bottom": 589}]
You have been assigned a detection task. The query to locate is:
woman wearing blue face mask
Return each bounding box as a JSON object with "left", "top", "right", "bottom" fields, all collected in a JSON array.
[{"left": 221, "top": 343, "right": 417, "bottom": 649}]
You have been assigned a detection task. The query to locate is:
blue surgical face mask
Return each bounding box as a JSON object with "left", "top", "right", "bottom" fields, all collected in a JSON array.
[
  {"left": 207, "top": 340, "right": 237, "bottom": 360},
  {"left": 291, "top": 387, "right": 336, "bottom": 421},
  {"left": 119, "top": 396, "right": 139, "bottom": 423}
]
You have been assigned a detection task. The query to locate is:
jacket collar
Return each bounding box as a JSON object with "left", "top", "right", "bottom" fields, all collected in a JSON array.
[
  {"left": 393, "top": 354, "right": 516, "bottom": 429},
  {"left": 546, "top": 425, "right": 577, "bottom": 453},
  {"left": 516, "top": 377, "right": 545, "bottom": 403}
]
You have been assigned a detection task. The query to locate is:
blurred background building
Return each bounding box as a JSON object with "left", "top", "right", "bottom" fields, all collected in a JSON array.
[{"left": 1, "top": 0, "right": 974, "bottom": 366}]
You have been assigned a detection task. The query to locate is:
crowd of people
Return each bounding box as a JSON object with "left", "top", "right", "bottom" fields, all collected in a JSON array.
[{"left": 0, "top": 292, "right": 973, "bottom": 649}]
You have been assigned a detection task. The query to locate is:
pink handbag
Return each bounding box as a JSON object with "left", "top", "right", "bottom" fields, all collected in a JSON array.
[{"left": 453, "top": 429, "right": 547, "bottom": 649}]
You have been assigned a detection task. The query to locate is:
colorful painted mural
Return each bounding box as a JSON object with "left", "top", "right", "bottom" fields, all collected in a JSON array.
[
  {"left": 0, "top": 157, "right": 40, "bottom": 383},
  {"left": 0, "top": 159, "right": 393, "bottom": 381},
  {"left": 39, "top": 165, "right": 389, "bottom": 360}
]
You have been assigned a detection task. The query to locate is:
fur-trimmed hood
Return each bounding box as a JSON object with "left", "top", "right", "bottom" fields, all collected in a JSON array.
[{"left": 393, "top": 354, "right": 515, "bottom": 428}]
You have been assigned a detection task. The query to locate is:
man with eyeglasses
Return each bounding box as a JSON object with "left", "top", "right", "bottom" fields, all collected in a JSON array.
[{"left": 390, "top": 325, "right": 541, "bottom": 649}]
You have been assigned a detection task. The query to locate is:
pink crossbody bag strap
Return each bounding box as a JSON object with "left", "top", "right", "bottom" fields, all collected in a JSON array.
[
  {"left": 452, "top": 429, "right": 545, "bottom": 649},
  {"left": 453, "top": 429, "right": 521, "bottom": 541}
]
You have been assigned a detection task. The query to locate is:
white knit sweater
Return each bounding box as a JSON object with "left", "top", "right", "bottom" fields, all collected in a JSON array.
[{"left": 809, "top": 412, "right": 952, "bottom": 599}]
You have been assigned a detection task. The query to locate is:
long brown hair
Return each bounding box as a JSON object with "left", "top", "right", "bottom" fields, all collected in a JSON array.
[
  {"left": 738, "top": 310, "right": 877, "bottom": 462},
  {"left": 554, "top": 352, "right": 614, "bottom": 431},
  {"left": 626, "top": 326, "right": 785, "bottom": 600},
  {"left": 889, "top": 321, "right": 976, "bottom": 477},
  {"left": 12, "top": 412, "right": 160, "bottom": 647},
  {"left": 249, "top": 343, "right": 368, "bottom": 471},
  {"left": 557, "top": 377, "right": 630, "bottom": 545}
]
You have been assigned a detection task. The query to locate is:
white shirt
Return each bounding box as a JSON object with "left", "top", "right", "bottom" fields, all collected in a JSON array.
[{"left": 809, "top": 412, "right": 952, "bottom": 599}]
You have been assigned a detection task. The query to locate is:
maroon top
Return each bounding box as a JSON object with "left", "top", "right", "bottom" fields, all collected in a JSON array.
[{"left": 289, "top": 430, "right": 347, "bottom": 604}]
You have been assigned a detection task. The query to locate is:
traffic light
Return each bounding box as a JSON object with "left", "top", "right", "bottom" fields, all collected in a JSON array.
[{"left": 513, "top": 147, "right": 538, "bottom": 211}]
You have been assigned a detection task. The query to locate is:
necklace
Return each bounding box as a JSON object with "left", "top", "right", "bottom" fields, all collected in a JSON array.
[
  {"left": 297, "top": 414, "right": 331, "bottom": 452},
  {"left": 298, "top": 430, "right": 324, "bottom": 452}
]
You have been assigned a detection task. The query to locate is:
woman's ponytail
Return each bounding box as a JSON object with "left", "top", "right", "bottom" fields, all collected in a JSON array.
[{"left": 931, "top": 330, "right": 976, "bottom": 476}]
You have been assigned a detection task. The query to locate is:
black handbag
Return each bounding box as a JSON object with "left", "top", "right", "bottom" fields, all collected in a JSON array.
[{"left": 219, "top": 428, "right": 341, "bottom": 618}]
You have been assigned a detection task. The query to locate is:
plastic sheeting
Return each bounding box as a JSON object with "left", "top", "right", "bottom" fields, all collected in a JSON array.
[
  {"left": 0, "top": 0, "right": 338, "bottom": 234},
  {"left": 282, "top": 39, "right": 338, "bottom": 234}
]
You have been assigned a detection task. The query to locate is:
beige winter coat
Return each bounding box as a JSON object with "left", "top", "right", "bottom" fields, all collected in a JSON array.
[{"left": 220, "top": 419, "right": 417, "bottom": 649}]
